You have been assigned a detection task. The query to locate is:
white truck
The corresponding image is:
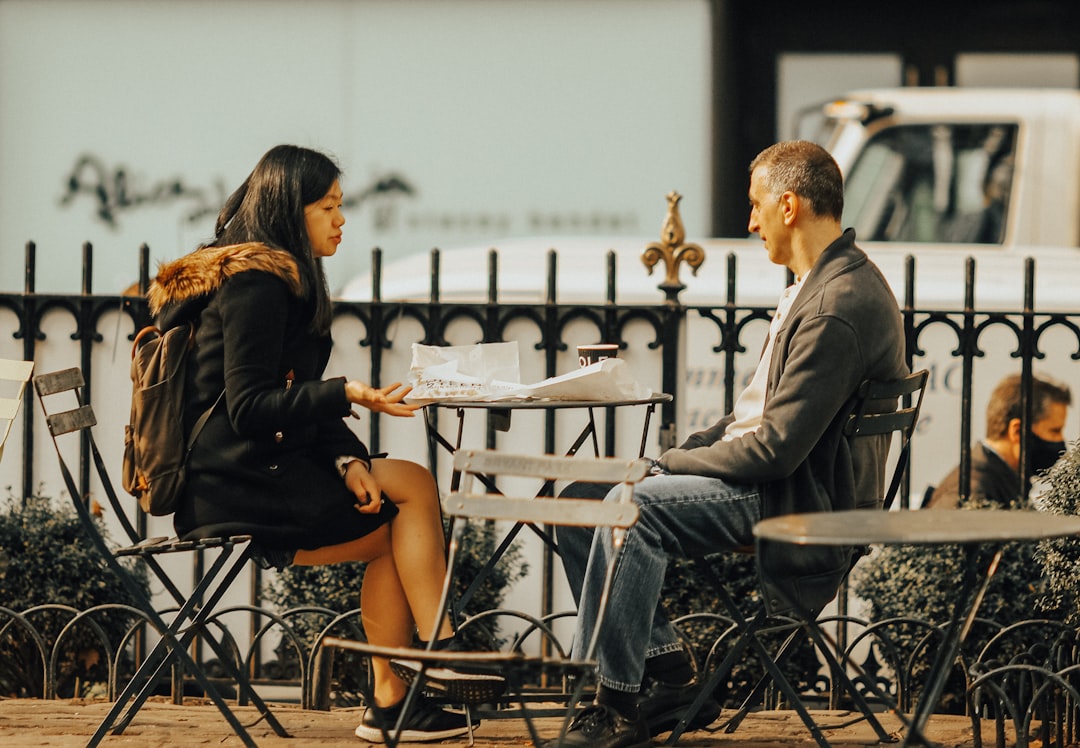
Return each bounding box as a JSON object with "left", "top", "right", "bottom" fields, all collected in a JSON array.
[{"left": 340, "top": 87, "right": 1080, "bottom": 499}]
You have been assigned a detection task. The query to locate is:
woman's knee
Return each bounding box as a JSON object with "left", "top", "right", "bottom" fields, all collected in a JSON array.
[{"left": 372, "top": 458, "right": 437, "bottom": 504}]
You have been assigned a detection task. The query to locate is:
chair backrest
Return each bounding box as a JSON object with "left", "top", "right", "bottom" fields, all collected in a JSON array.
[
  {"left": 844, "top": 368, "right": 929, "bottom": 511},
  {"left": 33, "top": 367, "right": 146, "bottom": 547},
  {"left": 448, "top": 449, "right": 647, "bottom": 529},
  {"left": 0, "top": 358, "right": 34, "bottom": 463},
  {"left": 444, "top": 449, "right": 648, "bottom": 663}
]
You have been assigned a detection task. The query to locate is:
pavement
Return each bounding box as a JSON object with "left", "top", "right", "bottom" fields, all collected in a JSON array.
[{"left": 0, "top": 698, "right": 1003, "bottom": 746}]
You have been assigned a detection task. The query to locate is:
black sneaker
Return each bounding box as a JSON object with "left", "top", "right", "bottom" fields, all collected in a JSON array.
[
  {"left": 637, "top": 675, "right": 721, "bottom": 736},
  {"left": 354, "top": 693, "right": 470, "bottom": 743},
  {"left": 543, "top": 703, "right": 651, "bottom": 748},
  {"left": 390, "top": 638, "right": 507, "bottom": 704}
]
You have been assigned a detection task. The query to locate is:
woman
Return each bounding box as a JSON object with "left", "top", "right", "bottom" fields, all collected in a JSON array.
[{"left": 148, "top": 145, "right": 491, "bottom": 742}]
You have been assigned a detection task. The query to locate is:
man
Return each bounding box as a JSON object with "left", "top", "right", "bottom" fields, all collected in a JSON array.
[
  {"left": 551, "top": 140, "right": 908, "bottom": 748},
  {"left": 926, "top": 373, "right": 1071, "bottom": 509}
]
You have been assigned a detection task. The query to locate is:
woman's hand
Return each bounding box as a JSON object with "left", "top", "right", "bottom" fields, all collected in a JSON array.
[
  {"left": 343, "top": 460, "right": 384, "bottom": 514},
  {"left": 345, "top": 381, "right": 420, "bottom": 417}
]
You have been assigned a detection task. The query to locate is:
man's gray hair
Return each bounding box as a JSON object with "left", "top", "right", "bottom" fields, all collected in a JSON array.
[{"left": 750, "top": 140, "right": 844, "bottom": 221}]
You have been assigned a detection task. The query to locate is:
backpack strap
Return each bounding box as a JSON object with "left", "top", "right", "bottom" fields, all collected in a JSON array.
[{"left": 186, "top": 389, "right": 225, "bottom": 452}]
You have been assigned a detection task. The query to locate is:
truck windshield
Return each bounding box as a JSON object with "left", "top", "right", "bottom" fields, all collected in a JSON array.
[{"left": 842, "top": 123, "right": 1017, "bottom": 244}]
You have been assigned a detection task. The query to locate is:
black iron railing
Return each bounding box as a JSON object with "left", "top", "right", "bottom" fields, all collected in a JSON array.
[{"left": 2, "top": 240, "right": 1080, "bottom": 743}]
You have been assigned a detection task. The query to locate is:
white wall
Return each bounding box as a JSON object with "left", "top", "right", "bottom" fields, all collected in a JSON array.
[{"left": 0, "top": 0, "right": 712, "bottom": 295}]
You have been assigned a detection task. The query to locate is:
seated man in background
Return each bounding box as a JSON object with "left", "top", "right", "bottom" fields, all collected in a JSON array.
[
  {"left": 926, "top": 373, "right": 1071, "bottom": 509},
  {"left": 551, "top": 140, "right": 908, "bottom": 748}
]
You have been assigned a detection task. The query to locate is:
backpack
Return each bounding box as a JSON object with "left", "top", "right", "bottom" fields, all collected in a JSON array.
[{"left": 122, "top": 322, "right": 221, "bottom": 516}]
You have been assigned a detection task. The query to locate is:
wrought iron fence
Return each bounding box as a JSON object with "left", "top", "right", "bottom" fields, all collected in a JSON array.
[{"left": 2, "top": 238, "right": 1080, "bottom": 743}]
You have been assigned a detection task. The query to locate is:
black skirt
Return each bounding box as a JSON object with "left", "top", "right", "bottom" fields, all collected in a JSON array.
[{"left": 176, "top": 450, "right": 399, "bottom": 554}]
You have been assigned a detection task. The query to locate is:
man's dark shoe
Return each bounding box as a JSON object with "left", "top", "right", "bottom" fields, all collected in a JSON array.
[
  {"left": 543, "top": 703, "right": 651, "bottom": 748},
  {"left": 638, "top": 676, "right": 722, "bottom": 737}
]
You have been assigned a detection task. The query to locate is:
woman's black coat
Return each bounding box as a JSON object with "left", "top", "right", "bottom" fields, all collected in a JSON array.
[{"left": 150, "top": 243, "right": 396, "bottom": 551}]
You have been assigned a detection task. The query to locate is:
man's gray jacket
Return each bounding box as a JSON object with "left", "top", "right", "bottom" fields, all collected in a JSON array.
[{"left": 659, "top": 229, "right": 908, "bottom": 614}]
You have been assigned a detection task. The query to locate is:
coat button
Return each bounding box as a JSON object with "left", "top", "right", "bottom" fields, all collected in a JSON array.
[{"left": 274, "top": 431, "right": 284, "bottom": 443}]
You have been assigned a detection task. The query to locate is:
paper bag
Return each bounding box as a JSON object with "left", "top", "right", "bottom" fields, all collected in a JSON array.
[
  {"left": 406, "top": 340, "right": 654, "bottom": 404},
  {"left": 406, "top": 342, "right": 523, "bottom": 403},
  {"left": 509, "top": 358, "right": 652, "bottom": 401}
]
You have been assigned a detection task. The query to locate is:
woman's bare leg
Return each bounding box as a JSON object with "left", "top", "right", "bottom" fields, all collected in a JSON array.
[
  {"left": 369, "top": 458, "right": 454, "bottom": 642},
  {"left": 294, "top": 526, "right": 413, "bottom": 706},
  {"left": 291, "top": 459, "right": 451, "bottom": 706}
]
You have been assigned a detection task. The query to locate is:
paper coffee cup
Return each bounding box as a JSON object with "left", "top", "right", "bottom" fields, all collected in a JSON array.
[{"left": 578, "top": 343, "right": 619, "bottom": 368}]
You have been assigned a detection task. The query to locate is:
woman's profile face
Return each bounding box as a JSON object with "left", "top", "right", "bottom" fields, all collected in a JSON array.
[{"left": 303, "top": 180, "right": 345, "bottom": 258}]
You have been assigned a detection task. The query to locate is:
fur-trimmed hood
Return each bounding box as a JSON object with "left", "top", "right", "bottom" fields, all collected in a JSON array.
[{"left": 148, "top": 243, "right": 304, "bottom": 317}]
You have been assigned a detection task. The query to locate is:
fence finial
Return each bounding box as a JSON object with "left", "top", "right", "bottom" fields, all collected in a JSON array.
[{"left": 641, "top": 191, "right": 705, "bottom": 304}]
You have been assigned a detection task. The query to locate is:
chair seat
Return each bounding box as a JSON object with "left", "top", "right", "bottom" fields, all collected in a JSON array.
[
  {"left": 326, "top": 636, "right": 598, "bottom": 674},
  {"left": 116, "top": 534, "right": 253, "bottom": 556},
  {"left": 325, "top": 449, "right": 649, "bottom": 747},
  {"left": 33, "top": 366, "right": 287, "bottom": 748}
]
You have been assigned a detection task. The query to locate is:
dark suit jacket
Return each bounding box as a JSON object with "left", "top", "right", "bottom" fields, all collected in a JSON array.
[{"left": 660, "top": 229, "right": 908, "bottom": 613}]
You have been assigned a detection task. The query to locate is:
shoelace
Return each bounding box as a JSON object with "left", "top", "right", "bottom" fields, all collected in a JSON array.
[{"left": 571, "top": 705, "right": 618, "bottom": 737}]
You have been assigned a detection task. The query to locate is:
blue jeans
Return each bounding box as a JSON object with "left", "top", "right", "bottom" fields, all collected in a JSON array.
[{"left": 557, "top": 474, "right": 762, "bottom": 693}]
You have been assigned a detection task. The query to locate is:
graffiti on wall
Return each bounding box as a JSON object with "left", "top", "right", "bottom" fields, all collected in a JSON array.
[{"left": 57, "top": 154, "right": 417, "bottom": 231}]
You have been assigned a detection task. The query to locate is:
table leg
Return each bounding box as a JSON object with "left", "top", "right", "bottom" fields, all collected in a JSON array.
[
  {"left": 427, "top": 400, "right": 660, "bottom": 631},
  {"left": 904, "top": 544, "right": 1002, "bottom": 746},
  {"left": 638, "top": 402, "right": 657, "bottom": 457}
]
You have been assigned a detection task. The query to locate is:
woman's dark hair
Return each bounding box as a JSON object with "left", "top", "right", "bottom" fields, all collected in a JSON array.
[{"left": 207, "top": 144, "right": 341, "bottom": 332}]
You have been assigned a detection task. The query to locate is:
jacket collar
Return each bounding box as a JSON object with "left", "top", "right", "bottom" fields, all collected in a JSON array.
[
  {"left": 783, "top": 228, "right": 866, "bottom": 320},
  {"left": 148, "top": 242, "right": 304, "bottom": 317}
]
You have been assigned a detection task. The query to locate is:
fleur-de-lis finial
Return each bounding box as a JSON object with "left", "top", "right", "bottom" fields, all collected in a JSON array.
[{"left": 641, "top": 191, "right": 705, "bottom": 304}]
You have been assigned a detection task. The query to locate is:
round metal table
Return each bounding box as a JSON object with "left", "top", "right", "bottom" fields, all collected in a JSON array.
[
  {"left": 423, "top": 393, "right": 672, "bottom": 618},
  {"left": 755, "top": 508, "right": 1080, "bottom": 547},
  {"left": 754, "top": 508, "right": 1080, "bottom": 747}
]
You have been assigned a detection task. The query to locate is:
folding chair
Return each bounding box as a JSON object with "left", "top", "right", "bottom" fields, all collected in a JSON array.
[
  {"left": 34, "top": 367, "right": 289, "bottom": 747},
  {"left": 667, "top": 368, "right": 929, "bottom": 747},
  {"left": 0, "top": 358, "right": 33, "bottom": 463},
  {"left": 326, "top": 448, "right": 649, "bottom": 748}
]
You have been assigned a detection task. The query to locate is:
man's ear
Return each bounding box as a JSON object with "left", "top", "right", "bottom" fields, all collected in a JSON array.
[
  {"left": 780, "top": 191, "right": 798, "bottom": 225},
  {"left": 1006, "top": 416, "right": 1023, "bottom": 444}
]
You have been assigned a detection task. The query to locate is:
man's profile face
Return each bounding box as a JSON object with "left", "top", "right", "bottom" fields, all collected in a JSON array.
[
  {"left": 747, "top": 165, "right": 790, "bottom": 269},
  {"left": 1033, "top": 401, "right": 1068, "bottom": 443}
]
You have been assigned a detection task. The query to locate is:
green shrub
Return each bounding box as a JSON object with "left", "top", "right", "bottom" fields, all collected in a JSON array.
[
  {"left": 1033, "top": 440, "right": 1080, "bottom": 623},
  {"left": 0, "top": 491, "right": 148, "bottom": 697}
]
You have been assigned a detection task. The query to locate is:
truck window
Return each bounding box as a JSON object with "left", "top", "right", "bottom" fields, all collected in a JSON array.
[{"left": 842, "top": 123, "right": 1017, "bottom": 244}]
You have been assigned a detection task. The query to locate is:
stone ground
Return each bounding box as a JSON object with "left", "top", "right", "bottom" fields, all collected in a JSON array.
[{"left": 0, "top": 698, "right": 1008, "bottom": 746}]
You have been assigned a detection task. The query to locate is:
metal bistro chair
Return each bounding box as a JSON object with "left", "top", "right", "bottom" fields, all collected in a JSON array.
[
  {"left": 668, "top": 369, "right": 929, "bottom": 747},
  {"left": 0, "top": 358, "right": 33, "bottom": 464},
  {"left": 327, "top": 448, "right": 649, "bottom": 748},
  {"left": 33, "top": 367, "right": 289, "bottom": 748}
]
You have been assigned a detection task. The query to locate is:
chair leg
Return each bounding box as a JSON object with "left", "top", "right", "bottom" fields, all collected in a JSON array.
[
  {"left": 722, "top": 621, "right": 806, "bottom": 734},
  {"left": 98, "top": 555, "right": 255, "bottom": 741},
  {"left": 798, "top": 619, "right": 897, "bottom": 743},
  {"left": 91, "top": 623, "right": 259, "bottom": 748},
  {"left": 740, "top": 625, "right": 832, "bottom": 748},
  {"left": 118, "top": 545, "right": 290, "bottom": 736},
  {"left": 666, "top": 606, "right": 765, "bottom": 745},
  {"left": 101, "top": 546, "right": 288, "bottom": 744},
  {"left": 169, "top": 546, "right": 290, "bottom": 737}
]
